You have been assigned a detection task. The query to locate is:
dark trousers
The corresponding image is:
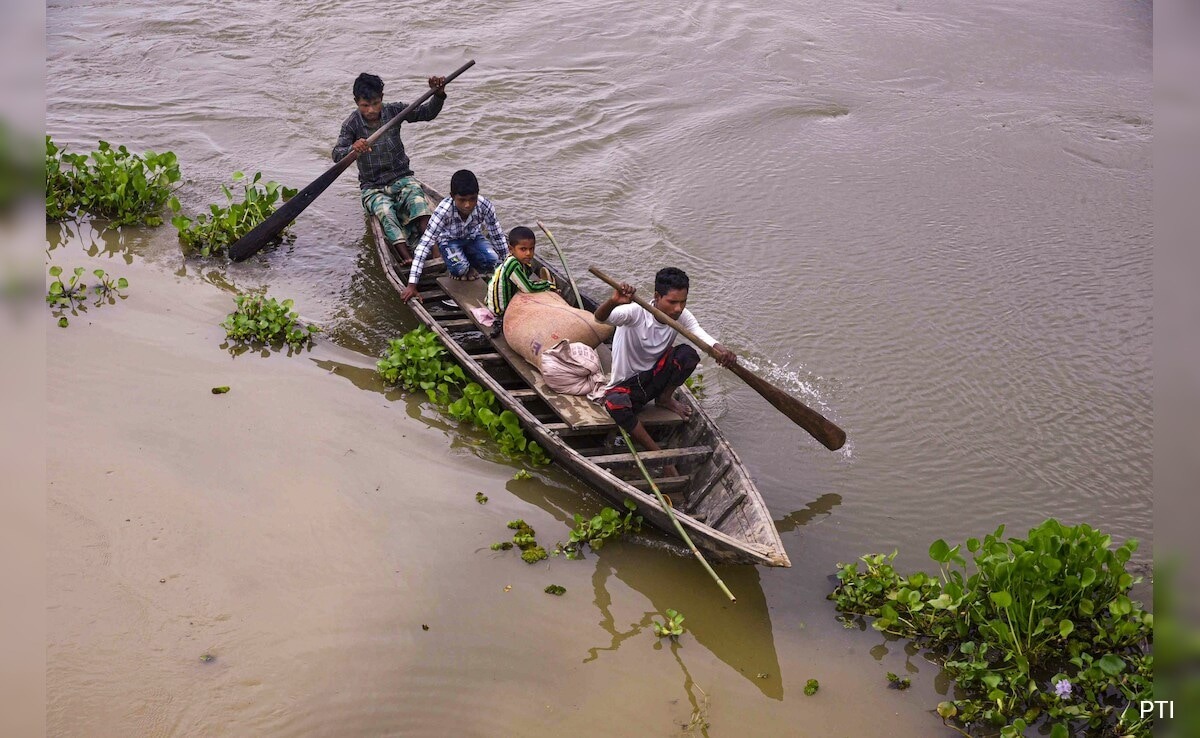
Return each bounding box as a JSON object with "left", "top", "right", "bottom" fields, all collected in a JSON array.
[{"left": 602, "top": 344, "right": 700, "bottom": 431}]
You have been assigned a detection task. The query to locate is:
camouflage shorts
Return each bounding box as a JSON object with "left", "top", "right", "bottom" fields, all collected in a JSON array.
[{"left": 361, "top": 177, "right": 432, "bottom": 246}]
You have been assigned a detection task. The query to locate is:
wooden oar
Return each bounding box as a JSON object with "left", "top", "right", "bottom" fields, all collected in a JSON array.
[
  {"left": 589, "top": 266, "right": 847, "bottom": 451},
  {"left": 229, "top": 60, "right": 476, "bottom": 262}
]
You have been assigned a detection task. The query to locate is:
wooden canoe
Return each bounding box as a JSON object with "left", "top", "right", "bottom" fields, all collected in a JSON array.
[{"left": 367, "top": 187, "right": 790, "bottom": 567}]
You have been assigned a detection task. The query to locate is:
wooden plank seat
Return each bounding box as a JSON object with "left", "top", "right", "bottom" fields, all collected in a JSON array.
[
  {"left": 628, "top": 475, "right": 692, "bottom": 493},
  {"left": 587, "top": 445, "right": 713, "bottom": 468}
]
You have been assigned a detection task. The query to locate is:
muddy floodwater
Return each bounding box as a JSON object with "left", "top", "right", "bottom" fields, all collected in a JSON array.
[{"left": 46, "top": 0, "right": 1151, "bottom": 734}]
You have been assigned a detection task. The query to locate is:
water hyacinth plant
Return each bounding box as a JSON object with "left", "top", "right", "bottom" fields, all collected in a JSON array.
[
  {"left": 46, "top": 136, "right": 181, "bottom": 226},
  {"left": 563, "top": 500, "right": 643, "bottom": 556},
  {"left": 46, "top": 265, "right": 129, "bottom": 319},
  {"left": 830, "top": 519, "right": 1152, "bottom": 737},
  {"left": 45, "top": 266, "right": 87, "bottom": 308},
  {"left": 171, "top": 171, "right": 298, "bottom": 257},
  {"left": 377, "top": 326, "right": 549, "bottom": 466},
  {"left": 90, "top": 268, "right": 128, "bottom": 304},
  {"left": 652, "top": 608, "right": 686, "bottom": 639},
  {"left": 222, "top": 294, "right": 318, "bottom": 351}
]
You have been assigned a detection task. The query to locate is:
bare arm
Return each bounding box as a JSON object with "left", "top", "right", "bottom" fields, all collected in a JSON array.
[
  {"left": 594, "top": 282, "right": 635, "bottom": 323},
  {"left": 404, "top": 76, "right": 448, "bottom": 122},
  {"left": 679, "top": 309, "right": 737, "bottom": 367}
]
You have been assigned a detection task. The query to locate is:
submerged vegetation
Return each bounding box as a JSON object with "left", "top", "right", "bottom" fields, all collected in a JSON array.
[
  {"left": 377, "top": 326, "right": 550, "bottom": 466},
  {"left": 46, "top": 136, "right": 181, "bottom": 226},
  {"left": 886, "top": 672, "right": 912, "bottom": 690},
  {"left": 222, "top": 294, "right": 318, "bottom": 351},
  {"left": 171, "top": 171, "right": 298, "bottom": 257},
  {"left": 830, "top": 519, "right": 1152, "bottom": 737}
]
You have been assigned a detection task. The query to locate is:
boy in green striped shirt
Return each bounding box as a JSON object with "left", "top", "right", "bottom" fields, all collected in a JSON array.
[{"left": 485, "top": 226, "right": 557, "bottom": 318}]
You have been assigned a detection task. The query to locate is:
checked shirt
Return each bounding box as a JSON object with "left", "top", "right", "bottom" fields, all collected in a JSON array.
[
  {"left": 408, "top": 196, "right": 508, "bottom": 284},
  {"left": 332, "top": 97, "right": 444, "bottom": 190}
]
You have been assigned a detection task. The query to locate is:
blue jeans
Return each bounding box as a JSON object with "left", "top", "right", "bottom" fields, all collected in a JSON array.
[{"left": 441, "top": 235, "right": 500, "bottom": 278}]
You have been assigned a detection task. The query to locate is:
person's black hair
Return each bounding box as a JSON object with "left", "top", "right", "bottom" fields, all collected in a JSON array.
[
  {"left": 654, "top": 267, "right": 690, "bottom": 296},
  {"left": 450, "top": 169, "right": 480, "bottom": 196},
  {"left": 507, "top": 226, "right": 536, "bottom": 245},
  {"left": 353, "top": 73, "right": 384, "bottom": 101}
]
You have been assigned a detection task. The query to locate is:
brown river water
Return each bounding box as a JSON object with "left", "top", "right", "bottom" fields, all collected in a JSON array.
[{"left": 46, "top": 0, "right": 1151, "bottom": 734}]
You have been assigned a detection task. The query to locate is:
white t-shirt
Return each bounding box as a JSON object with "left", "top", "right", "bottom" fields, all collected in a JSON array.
[{"left": 604, "top": 303, "right": 717, "bottom": 387}]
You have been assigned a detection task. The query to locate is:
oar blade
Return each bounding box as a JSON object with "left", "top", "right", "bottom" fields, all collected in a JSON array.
[
  {"left": 730, "top": 364, "right": 846, "bottom": 450},
  {"left": 229, "top": 158, "right": 353, "bottom": 262}
]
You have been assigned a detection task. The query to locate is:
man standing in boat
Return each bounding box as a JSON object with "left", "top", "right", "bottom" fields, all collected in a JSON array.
[
  {"left": 595, "top": 267, "right": 737, "bottom": 477},
  {"left": 332, "top": 72, "right": 447, "bottom": 261}
]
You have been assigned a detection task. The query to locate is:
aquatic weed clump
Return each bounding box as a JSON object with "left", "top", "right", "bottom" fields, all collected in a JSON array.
[
  {"left": 46, "top": 136, "right": 181, "bottom": 226},
  {"left": 830, "top": 519, "right": 1152, "bottom": 737},
  {"left": 491, "top": 519, "right": 547, "bottom": 564},
  {"left": 521, "top": 547, "right": 548, "bottom": 564},
  {"left": 377, "top": 327, "right": 549, "bottom": 466},
  {"left": 170, "top": 171, "right": 298, "bottom": 257},
  {"left": 565, "top": 500, "right": 642, "bottom": 554},
  {"left": 222, "top": 294, "right": 318, "bottom": 351}
]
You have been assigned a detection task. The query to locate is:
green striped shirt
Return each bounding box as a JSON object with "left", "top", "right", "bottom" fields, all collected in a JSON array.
[{"left": 485, "top": 256, "right": 555, "bottom": 315}]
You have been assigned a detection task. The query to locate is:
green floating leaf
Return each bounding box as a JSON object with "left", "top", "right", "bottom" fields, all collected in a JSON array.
[
  {"left": 57, "top": 316, "right": 69, "bottom": 328},
  {"left": 544, "top": 584, "right": 566, "bottom": 596},
  {"left": 211, "top": 386, "right": 231, "bottom": 394},
  {"left": 803, "top": 679, "right": 819, "bottom": 696},
  {"left": 1096, "top": 654, "right": 1126, "bottom": 676},
  {"left": 929, "top": 538, "right": 951, "bottom": 563}
]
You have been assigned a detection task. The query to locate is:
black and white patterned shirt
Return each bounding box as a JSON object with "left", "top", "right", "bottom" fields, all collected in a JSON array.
[
  {"left": 408, "top": 196, "right": 508, "bottom": 284},
  {"left": 332, "top": 96, "right": 444, "bottom": 190}
]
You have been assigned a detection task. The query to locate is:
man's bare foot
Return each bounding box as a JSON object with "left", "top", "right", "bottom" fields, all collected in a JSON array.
[
  {"left": 664, "top": 464, "right": 680, "bottom": 479},
  {"left": 452, "top": 268, "right": 479, "bottom": 281},
  {"left": 655, "top": 395, "right": 693, "bottom": 420}
]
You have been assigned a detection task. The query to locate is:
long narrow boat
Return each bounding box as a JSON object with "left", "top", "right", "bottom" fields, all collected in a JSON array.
[{"left": 368, "top": 186, "right": 790, "bottom": 567}]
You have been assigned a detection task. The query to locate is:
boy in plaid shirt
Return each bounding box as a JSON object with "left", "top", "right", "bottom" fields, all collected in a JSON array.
[
  {"left": 401, "top": 170, "right": 508, "bottom": 303},
  {"left": 332, "top": 72, "right": 447, "bottom": 260}
]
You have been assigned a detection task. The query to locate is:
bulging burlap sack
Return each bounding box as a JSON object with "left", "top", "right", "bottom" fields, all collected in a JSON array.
[
  {"left": 503, "top": 291, "right": 614, "bottom": 367},
  {"left": 539, "top": 339, "right": 608, "bottom": 400}
]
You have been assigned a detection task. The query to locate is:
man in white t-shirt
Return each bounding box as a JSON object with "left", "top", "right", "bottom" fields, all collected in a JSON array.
[{"left": 595, "top": 267, "right": 737, "bottom": 478}]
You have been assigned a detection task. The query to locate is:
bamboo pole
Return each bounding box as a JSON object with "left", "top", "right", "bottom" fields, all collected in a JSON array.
[
  {"left": 535, "top": 220, "right": 585, "bottom": 309},
  {"left": 618, "top": 426, "right": 736, "bottom": 603}
]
